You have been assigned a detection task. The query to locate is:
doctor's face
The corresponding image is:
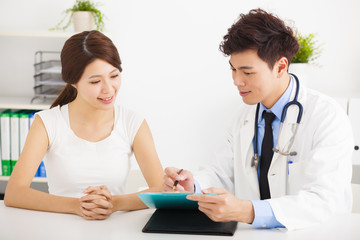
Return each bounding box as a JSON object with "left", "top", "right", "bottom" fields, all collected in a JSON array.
[{"left": 229, "top": 50, "right": 285, "bottom": 108}]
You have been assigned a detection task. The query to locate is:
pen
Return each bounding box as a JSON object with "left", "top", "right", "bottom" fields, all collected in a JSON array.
[{"left": 172, "top": 169, "right": 183, "bottom": 190}]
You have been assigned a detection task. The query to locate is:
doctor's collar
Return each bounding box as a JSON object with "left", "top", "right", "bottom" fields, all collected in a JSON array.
[{"left": 259, "top": 76, "right": 294, "bottom": 121}]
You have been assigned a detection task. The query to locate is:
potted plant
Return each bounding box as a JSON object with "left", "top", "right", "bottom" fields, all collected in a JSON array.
[
  {"left": 289, "top": 33, "right": 321, "bottom": 86},
  {"left": 50, "top": 0, "right": 104, "bottom": 32},
  {"left": 292, "top": 33, "right": 321, "bottom": 64}
]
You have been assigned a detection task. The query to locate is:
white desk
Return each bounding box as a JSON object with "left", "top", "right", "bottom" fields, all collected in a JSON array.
[{"left": 1, "top": 201, "right": 360, "bottom": 240}]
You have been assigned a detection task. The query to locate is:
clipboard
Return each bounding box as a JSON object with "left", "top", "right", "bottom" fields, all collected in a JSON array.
[
  {"left": 138, "top": 193, "right": 238, "bottom": 236},
  {"left": 137, "top": 192, "right": 198, "bottom": 209},
  {"left": 142, "top": 209, "right": 238, "bottom": 236}
]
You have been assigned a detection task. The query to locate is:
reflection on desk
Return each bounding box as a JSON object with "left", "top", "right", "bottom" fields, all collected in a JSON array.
[{"left": 1, "top": 201, "right": 360, "bottom": 239}]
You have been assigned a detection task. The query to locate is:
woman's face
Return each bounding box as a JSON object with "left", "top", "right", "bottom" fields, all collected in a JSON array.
[{"left": 74, "top": 59, "right": 121, "bottom": 110}]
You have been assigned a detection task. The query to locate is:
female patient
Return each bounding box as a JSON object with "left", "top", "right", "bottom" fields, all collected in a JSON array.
[{"left": 4, "top": 30, "right": 163, "bottom": 220}]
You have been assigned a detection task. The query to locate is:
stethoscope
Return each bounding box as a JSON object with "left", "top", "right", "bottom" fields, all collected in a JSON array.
[{"left": 251, "top": 73, "right": 303, "bottom": 169}]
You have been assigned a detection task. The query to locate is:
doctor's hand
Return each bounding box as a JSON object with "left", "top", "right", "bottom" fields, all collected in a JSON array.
[
  {"left": 79, "top": 185, "right": 114, "bottom": 220},
  {"left": 187, "top": 188, "right": 254, "bottom": 223},
  {"left": 163, "top": 167, "right": 195, "bottom": 192}
]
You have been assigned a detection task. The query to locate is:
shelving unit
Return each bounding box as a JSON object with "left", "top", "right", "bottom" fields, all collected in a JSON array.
[
  {"left": 0, "top": 31, "right": 110, "bottom": 38},
  {"left": 0, "top": 31, "right": 70, "bottom": 99},
  {"left": 33, "top": 51, "right": 63, "bottom": 102},
  {"left": 0, "top": 31, "right": 77, "bottom": 197},
  {"left": 0, "top": 99, "right": 48, "bottom": 189},
  {"left": 0, "top": 176, "right": 47, "bottom": 183},
  {"left": 0, "top": 97, "right": 51, "bottom": 195},
  {"left": 0, "top": 96, "right": 51, "bottom": 110},
  {"left": 0, "top": 31, "right": 76, "bottom": 38}
]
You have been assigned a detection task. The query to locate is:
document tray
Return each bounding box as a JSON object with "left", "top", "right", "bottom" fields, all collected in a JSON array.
[{"left": 142, "top": 209, "right": 237, "bottom": 236}]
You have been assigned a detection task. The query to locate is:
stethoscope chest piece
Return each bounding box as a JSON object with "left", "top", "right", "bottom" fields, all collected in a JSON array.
[{"left": 251, "top": 155, "right": 259, "bottom": 168}]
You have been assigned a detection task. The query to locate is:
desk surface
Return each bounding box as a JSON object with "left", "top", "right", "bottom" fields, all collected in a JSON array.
[{"left": 1, "top": 201, "right": 360, "bottom": 240}]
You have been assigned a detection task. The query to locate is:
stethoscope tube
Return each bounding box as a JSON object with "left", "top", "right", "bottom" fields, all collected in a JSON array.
[
  {"left": 252, "top": 73, "right": 303, "bottom": 168},
  {"left": 280, "top": 74, "right": 303, "bottom": 124},
  {"left": 251, "top": 103, "right": 261, "bottom": 167}
]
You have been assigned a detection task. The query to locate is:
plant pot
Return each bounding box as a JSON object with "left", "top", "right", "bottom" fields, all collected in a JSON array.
[
  {"left": 288, "top": 63, "right": 313, "bottom": 88},
  {"left": 72, "top": 11, "right": 95, "bottom": 32}
]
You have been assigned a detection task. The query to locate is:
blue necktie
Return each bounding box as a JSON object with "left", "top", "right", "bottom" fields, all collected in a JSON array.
[{"left": 259, "top": 111, "right": 276, "bottom": 200}]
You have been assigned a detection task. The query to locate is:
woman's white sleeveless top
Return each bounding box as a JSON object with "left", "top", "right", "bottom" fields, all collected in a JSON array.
[{"left": 36, "top": 104, "right": 144, "bottom": 198}]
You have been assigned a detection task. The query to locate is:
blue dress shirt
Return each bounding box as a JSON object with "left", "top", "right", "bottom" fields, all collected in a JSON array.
[{"left": 251, "top": 75, "right": 294, "bottom": 228}]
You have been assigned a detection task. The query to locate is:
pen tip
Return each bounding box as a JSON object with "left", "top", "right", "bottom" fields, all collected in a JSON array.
[{"left": 172, "top": 186, "right": 176, "bottom": 190}]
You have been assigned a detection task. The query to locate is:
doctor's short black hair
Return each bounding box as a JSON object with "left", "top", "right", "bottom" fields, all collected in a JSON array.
[{"left": 219, "top": 8, "right": 299, "bottom": 69}]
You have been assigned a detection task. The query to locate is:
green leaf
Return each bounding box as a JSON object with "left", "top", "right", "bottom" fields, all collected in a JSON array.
[{"left": 292, "top": 33, "right": 321, "bottom": 64}]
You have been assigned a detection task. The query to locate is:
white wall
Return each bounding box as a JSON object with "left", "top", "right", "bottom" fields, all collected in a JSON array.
[{"left": 0, "top": 0, "right": 360, "bottom": 170}]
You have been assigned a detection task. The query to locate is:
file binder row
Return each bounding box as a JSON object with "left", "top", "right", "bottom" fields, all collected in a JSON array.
[{"left": 0, "top": 109, "right": 46, "bottom": 177}]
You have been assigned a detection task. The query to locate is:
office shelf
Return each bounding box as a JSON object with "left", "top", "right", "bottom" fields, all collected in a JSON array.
[
  {"left": 0, "top": 98, "right": 49, "bottom": 189},
  {"left": 0, "top": 96, "right": 51, "bottom": 110},
  {"left": 0, "top": 31, "right": 63, "bottom": 191},
  {"left": 0, "top": 31, "right": 111, "bottom": 38},
  {"left": 0, "top": 176, "right": 47, "bottom": 183},
  {"left": 0, "top": 31, "right": 75, "bottom": 38}
]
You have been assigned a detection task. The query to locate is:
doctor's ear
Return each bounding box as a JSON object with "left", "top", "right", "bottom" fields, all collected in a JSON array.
[{"left": 275, "top": 57, "right": 289, "bottom": 77}]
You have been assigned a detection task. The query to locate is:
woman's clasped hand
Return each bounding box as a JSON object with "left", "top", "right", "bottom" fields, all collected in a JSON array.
[{"left": 79, "top": 185, "right": 113, "bottom": 220}]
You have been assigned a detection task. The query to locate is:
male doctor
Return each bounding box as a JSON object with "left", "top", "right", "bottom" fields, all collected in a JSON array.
[{"left": 163, "top": 9, "right": 354, "bottom": 230}]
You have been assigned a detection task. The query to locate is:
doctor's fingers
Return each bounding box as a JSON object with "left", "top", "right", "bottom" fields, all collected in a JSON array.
[
  {"left": 164, "top": 167, "right": 181, "bottom": 179},
  {"left": 164, "top": 167, "right": 193, "bottom": 181},
  {"left": 163, "top": 174, "right": 175, "bottom": 186},
  {"left": 163, "top": 177, "right": 185, "bottom": 192},
  {"left": 197, "top": 205, "right": 224, "bottom": 222},
  {"left": 198, "top": 201, "right": 236, "bottom": 223},
  {"left": 203, "top": 187, "right": 228, "bottom": 195},
  {"left": 197, "top": 201, "right": 217, "bottom": 211},
  {"left": 187, "top": 194, "right": 222, "bottom": 203}
]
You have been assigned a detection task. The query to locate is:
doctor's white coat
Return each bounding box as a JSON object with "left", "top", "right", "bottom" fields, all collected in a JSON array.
[{"left": 195, "top": 85, "right": 354, "bottom": 231}]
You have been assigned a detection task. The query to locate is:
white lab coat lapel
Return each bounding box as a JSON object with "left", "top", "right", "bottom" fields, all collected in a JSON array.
[
  {"left": 269, "top": 113, "right": 296, "bottom": 197},
  {"left": 239, "top": 106, "right": 259, "bottom": 196},
  {"left": 269, "top": 83, "right": 304, "bottom": 198}
]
